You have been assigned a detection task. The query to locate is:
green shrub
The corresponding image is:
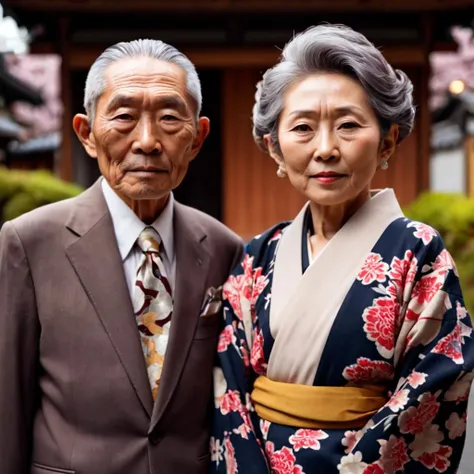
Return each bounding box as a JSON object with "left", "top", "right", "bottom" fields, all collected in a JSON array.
[
  {"left": 404, "top": 192, "right": 474, "bottom": 314},
  {"left": 0, "top": 167, "right": 83, "bottom": 223}
]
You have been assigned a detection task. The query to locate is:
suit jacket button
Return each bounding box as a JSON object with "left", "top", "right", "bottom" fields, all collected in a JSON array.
[{"left": 149, "top": 433, "right": 161, "bottom": 445}]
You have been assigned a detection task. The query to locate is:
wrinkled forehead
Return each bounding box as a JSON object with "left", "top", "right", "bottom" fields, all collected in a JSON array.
[{"left": 100, "top": 56, "right": 193, "bottom": 110}]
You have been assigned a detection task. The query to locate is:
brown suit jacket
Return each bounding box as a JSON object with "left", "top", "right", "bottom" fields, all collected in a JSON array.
[{"left": 0, "top": 180, "right": 243, "bottom": 474}]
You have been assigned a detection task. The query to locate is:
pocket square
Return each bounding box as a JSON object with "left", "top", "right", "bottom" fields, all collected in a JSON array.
[{"left": 200, "top": 286, "right": 223, "bottom": 317}]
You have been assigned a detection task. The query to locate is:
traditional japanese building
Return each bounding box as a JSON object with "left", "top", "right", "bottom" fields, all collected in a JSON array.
[{"left": 5, "top": 0, "right": 474, "bottom": 238}]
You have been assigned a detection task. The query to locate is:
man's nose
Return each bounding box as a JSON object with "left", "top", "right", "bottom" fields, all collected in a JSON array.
[
  {"left": 132, "top": 119, "right": 162, "bottom": 155},
  {"left": 314, "top": 129, "right": 340, "bottom": 161}
]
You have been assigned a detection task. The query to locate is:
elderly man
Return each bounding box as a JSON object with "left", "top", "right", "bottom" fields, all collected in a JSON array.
[{"left": 0, "top": 40, "right": 242, "bottom": 474}]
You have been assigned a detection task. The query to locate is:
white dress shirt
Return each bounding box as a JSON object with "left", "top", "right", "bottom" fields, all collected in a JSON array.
[{"left": 101, "top": 178, "right": 176, "bottom": 297}]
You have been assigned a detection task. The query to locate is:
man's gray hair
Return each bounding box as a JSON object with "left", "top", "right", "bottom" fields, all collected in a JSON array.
[
  {"left": 253, "top": 24, "right": 416, "bottom": 153},
  {"left": 84, "top": 39, "right": 202, "bottom": 123}
]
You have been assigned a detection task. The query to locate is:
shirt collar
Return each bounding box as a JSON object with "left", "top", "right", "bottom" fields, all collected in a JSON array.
[{"left": 101, "top": 178, "right": 175, "bottom": 262}]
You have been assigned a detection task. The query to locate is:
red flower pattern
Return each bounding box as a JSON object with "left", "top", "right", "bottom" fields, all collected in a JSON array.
[
  {"left": 411, "top": 276, "right": 443, "bottom": 305},
  {"left": 389, "top": 251, "right": 413, "bottom": 282},
  {"left": 265, "top": 442, "right": 304, "bottom": 474},
  {"left": 433, "top": 324, "right": 464, "bottom": 364},
  {"left": 218, "top": 325, "right": 234, "bottom": 352},
  {"left": 250, "top": 329, "right": 268, "bottom": 375},
  {"left": 387, "top": 251, "right": 418, "bottom": 303},
  {"left": 341, "top": 430, "right": 359, "bottom": 454},
  {"left": 358, "top": 253, "right": 389, "bottom": 285},
  {"left": 220, "top": 390, "right": 243, "bottom": 415},
  {"left": 288, "top": 429, "right": 328, "bottom": 452},
  {"left": 418, "top": 445, "right": 453, "bottom": 472},
  {"left": 223, "top": 436, "right": 238, "bottom": 474},
  {"left": 362, "top": 297, "right": 399, "bottom": 358},
  {"left": 432, "top": 249, "right": 457, "bottom": 276},
  {"left": 251, "top": 266, "right": 269, "bottom": 308},
  {"left": 405, "top": 308, "right": 420, "bottom": 322},
  {"left": 379, "top": 435, "right": 410, "bottom": 474},
  {"left": 409, "top": 222, "right": 437, "bottom": 245},
  {"left": 223, "top": 273, "right": 251, "bottom": 320},
  {"left": 399, "top": 392, "right": 440, "bottom": 435},
  {"left": 343, "top": 357, "right": 394, "bottom": 383},
  {"left": 363, "top": 464, "right": 384, "bottom": 474},
  {"left": 213, "top": 224, "right": 469, "bottom": 474}
]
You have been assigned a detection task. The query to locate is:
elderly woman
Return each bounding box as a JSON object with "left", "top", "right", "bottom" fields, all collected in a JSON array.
[{"left": 211, "top": 24, "right": 474, "bottom": 474}]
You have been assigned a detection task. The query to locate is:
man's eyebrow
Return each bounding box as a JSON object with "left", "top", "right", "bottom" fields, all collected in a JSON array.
[
  {"left": 105, "top": 94, "right": 188, "bottom": 114},
  {"left": 105, "top": 94, "right": 137, "bottom": 114},
  {"left": 158, "top": 96, "right": 187, "bottom": 111}
]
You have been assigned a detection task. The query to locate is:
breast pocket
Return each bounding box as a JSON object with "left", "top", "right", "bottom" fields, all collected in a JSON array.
[{"left": 31, "top": 462, "right": 75, "bottom": 474}]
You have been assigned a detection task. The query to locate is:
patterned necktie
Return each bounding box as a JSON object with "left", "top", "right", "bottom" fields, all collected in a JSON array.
[{"left": 132, "top": 227, "right": 173, "bottom": 401}]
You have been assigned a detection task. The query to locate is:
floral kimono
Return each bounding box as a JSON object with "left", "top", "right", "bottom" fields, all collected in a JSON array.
[{"left": 211, "top": 189, "right": 474, "bottom": 474}]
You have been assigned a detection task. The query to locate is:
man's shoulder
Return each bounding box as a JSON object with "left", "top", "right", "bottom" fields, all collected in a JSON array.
[
  {"left": 176, "top": 203, "right": 242, "bottom": 246},
  {"left": 4, "top": 193, "right": 82, "bottom": 243}
]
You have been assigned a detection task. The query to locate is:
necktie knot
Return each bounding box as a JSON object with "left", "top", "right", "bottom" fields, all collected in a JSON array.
[{"left": 137, "top": 227, "right": 161, "bottom": 254}]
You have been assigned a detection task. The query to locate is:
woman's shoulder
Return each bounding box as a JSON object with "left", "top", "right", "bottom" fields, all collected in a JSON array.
[
  {"left": 235, "top": 221, "right": 291, "bottom": 270},
  {"left": 387, "top": 216, "right": 447, "bottom": 257}
]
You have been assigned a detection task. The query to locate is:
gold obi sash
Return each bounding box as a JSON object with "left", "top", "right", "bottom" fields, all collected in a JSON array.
[{"left": 252, "top": 376, "right": 388, "bottom": 430}]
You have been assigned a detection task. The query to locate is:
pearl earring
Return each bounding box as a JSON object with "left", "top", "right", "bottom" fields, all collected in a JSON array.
[
  {"left": 380, "top": 160, "right": 389, "bottom": 170},
  {"left": 276, "top": 167, "right": 287, "bottom": 178}
]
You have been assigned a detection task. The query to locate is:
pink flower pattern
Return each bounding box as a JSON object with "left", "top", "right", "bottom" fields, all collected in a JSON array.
[
  {"left": 223, "top": 436, "right": 238, "bottom": 474},
  {"left": 362, "top": 297, "right": 399, "bottom": 358},
  {"left": 378, "top": 435, "right": 410, "bottom": 474},
  {"left": 418, "top": 445, "right": 453, "bottom": 472},
  {"left": 288, "top": 429, "right": 328, "bottom": 452},
  {"left": 409, "top": 222, "right": 437, "bottom": 245},
  {"left": 265, "top": 442, "right": 305, "bottom": 474},
  {"left": 433, "top": 249, "right": 457, "bottom": 276},
  {"left": 251, "top": 329, "right": 268, "bottom": 375},
  {"left": 219, "top": 390, "right": 243, "bottom": 415},
  {"left": 412, "top": 276, "right": 443, "bottom": 305},
  {"left": 407, "top": 371, "right": 428, "bottom": 389},
  {"left": 357, "top": 253, "right": 389, "bottom": 285},
  {"left": 212, "top": 219, "right": 473, "bottom": 474},
  {"left": 399, "top": 392, "right": 441, "bottom": 435},
  {"left": 433, "top": 325, "right": 464, "bottom": 364},
  {"left": 343, "top": 357, "right": 394, "bottom": 383},
  {"left": 363, "top": 464, "right": 384, "bottom": 474},
  {"left": 218, "top": 325, "right": 234, "bottom": 352}
]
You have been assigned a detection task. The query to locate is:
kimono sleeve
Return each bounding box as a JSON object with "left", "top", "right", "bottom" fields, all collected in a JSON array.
[
  {"left": 210, "top": 251, "right": 270, "bottom": 474},
  {"left": 342, "top": 233, "right": 474, "bottom": 474}
]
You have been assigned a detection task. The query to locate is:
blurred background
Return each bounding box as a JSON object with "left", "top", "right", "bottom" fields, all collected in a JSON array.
[{"left": 0, "top": 0, "right": 474, "bottom": 470}]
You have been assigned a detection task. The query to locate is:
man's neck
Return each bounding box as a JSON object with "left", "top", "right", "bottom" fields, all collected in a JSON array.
[{"left": 120, "top": 193, "right": 170, "bottom": 225}]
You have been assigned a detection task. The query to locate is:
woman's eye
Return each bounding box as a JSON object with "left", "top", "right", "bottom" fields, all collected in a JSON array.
[
  {"left": 291, "top": 124, "right": 312, "bottom": 132},
  {"left": 339, "top": 122, "right": 359, "bottom": 130}
]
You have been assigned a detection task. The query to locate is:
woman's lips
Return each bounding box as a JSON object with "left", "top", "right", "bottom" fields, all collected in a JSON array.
[{"left": 312, "top": 172, "right": 346, "bottom": 184}]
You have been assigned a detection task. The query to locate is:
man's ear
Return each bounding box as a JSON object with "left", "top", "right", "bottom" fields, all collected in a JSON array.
[
  {"left": 379, "top": 123, "right": 399, "bottom": 166},
  {"left": 189, "top": 116, "right": 210, "bottom": 161},
  {"left": 73, "top": 114, "right": 97, "bottom": 158},
  {"left": 264, "top": 134, "right": 286, "bottom": 172}
]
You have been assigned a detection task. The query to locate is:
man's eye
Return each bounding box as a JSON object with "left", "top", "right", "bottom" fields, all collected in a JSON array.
[
  {"left": 162, "top": 115, "right": 179, "bottom": 121},
  {"left": 115, "top": 114, "right": 133, "bottom": 121}
]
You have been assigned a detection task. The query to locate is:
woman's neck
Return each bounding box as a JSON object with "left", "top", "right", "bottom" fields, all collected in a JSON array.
[{"left": 309, "top": 189, "right": 371, "bottom": 240}]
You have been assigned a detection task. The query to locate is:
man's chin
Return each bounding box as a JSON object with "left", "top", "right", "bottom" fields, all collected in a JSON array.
[{"left": 114, "top": 187, "right": 170, "bottom": 204}]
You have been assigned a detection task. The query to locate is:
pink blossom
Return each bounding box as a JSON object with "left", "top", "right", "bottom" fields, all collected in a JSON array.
[{"left": 358, "top": 253, "right": 389, "bottom": 285}]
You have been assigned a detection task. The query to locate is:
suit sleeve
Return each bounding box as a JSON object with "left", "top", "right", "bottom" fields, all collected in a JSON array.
[
  {"left": 229, "top": 236, "right": 245, "bottom": 274},
  {"left": 0, "top": 221, "right": 40, "bottom": 474}
]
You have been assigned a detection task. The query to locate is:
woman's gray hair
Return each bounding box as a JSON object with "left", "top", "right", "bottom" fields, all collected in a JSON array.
[
  {"left": 253, "top": 24, "right": 415, "bottom": 153},
  {"left": 84, "top": 39, "right": 202, "bottom": 123}
]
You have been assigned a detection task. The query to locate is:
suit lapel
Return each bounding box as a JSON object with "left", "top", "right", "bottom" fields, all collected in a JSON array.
[
  {"left": 149, "top": 203, "right": 210, "bottom": 432},
  {"left": 65, "top": 180, "right": 153, "bottom": 417}
]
